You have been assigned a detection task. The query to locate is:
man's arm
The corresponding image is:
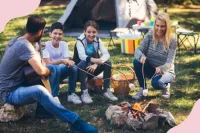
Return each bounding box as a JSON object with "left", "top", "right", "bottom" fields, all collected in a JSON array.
[{"left": 28, "top": 56, "right": 51, "bottom": 76}]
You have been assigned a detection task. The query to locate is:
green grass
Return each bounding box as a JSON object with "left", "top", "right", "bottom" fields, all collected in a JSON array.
[{"left": 0, "top": 3, "right": 200, "bottom": 133}]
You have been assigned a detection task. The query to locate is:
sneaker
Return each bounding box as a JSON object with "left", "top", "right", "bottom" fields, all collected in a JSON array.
[
  {"left": 71, "top": 118, "right": 98, "bottom": 133},
  {"left": 81, "top": 89, "right": 93, "bottom": 104},
  {"left": 161, "top": 83, "right": 170, "bottom": 99},
  {"left": 132, "top": 87, "right": 144, "bottom": 100},
  {"left": 68, "top": 93, "right": 82, "bottom": 104},
  {"left": 54, "top": 96, "right": 61, "bottom": 104},
  {"left": 103, "top": 89, "right": 118, "bottom": 101}
]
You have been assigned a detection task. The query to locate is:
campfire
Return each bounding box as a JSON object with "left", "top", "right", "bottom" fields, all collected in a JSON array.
[
  {"left": 130, "top": 102, "right": 145, "bottom": 121},
  {"left": 106, "top": 101, "right": 176, "bottom": 130}
]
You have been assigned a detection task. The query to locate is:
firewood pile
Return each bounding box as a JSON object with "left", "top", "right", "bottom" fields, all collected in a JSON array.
[{"left": 105, "top": 101, "right": 176, "bottom": 130}]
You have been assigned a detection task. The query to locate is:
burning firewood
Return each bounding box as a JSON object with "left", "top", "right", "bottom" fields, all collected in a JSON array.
[{"left": 106, "top": 101, "right": 176, "bottom": 130}]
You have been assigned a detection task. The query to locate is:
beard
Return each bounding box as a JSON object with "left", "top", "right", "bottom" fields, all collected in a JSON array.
[{"left": 35, "top": 33, "right": 43, "bottom": 42}]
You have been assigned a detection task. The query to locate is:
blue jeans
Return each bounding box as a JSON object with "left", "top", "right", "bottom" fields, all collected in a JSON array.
[
  {"left": 133, "top": 59, "right": 175, "bottom": 90},
  {"left": 2, "top": 85, "right": 79, "bottom": 124},
  {"left": 47, "top": 64, "right": 77, "bottom": 96}
]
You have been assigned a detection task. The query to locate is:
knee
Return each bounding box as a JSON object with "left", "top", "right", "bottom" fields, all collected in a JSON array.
[
  {"left": 54, "top": 65, "right": 61, "bottom": 72},
  {"left": 46, "top": 64, "right": 55, "bottom": 72},
  {"left": 47, "top": 64, "right": 60, "bottom": 73},
  {"left": 104, "top": 60, "right": 112, "bottom": 69},
  {"left": 70, "top": 66, "right": 78, "bottom": 73},
  {"left": 77, "top": 61, "right": 87, "bottom": 69},
  {"left": 151, "top": 79, "right": 158, "bottom": 90},
  {"left": 104, "top": 60, "right": 111, "bottom": 66},
  {"left": 151, "top": 79, "right": 164, "bottom": 90},
  {"left": 34, "top": 85, "right": 50, "bottom": 97}
]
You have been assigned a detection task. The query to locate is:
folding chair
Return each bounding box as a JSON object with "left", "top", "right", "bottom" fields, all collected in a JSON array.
[{"left": 176, "top": 27, "right": 199, "bottom": 54}]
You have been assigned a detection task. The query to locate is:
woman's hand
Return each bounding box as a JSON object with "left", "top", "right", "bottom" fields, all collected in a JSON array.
[
  {"left": 86, "top": 64, "right": 98, "bottom": 73},
  {"left": 140, "top": 56, "right": 146, "bottom": 64},
  {"left": 155, "top": 67, "right": 161, "bottom": 74}
]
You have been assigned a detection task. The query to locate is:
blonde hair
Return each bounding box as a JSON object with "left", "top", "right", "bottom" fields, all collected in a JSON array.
[{"left": 153, "top": 13, "right": 171, "bottom": 51}]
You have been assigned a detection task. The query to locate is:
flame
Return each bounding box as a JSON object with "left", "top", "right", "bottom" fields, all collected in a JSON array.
[{"left": 132, "top": 102, "right": 142, "bottom": 111}]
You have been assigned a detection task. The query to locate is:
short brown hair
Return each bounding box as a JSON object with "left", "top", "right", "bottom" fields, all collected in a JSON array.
[
  {"left": 26, "top": 15, "right": 46, "bottom": 35},
  {"left": 83, "top": 20, "right": 99, "bottom": 31},
  {"left": 50, "top": 22, "right": 64, "bottom": 32}
]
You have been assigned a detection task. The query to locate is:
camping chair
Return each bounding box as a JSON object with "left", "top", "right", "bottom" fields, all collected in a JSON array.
[{"left": 176, "top": 27, "right": 199, "bottom": 54}]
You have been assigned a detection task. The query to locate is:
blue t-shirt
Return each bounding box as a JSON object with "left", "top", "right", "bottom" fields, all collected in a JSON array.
[{"left": 85, "top": 42, "right": 95, "bottom": 57}]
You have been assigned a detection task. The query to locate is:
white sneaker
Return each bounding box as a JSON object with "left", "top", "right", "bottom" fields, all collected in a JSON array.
[
  {"left": 81, "top": 89, "right": 93, "bottom": 104},
  {"left": 54, "top": 96, "right": 61, "bottom": 104},
  {"left": 103, "top": 89, "right": 118, "bottom": 101},
  {"left": 132, "top": 87, "right": 144, "bottom": 100},
  {"left": 161, "top": 83, "right": 170, "bottom": 99},
  {"left": 68, "top": 93, "right": 82, "bottom": 104}
]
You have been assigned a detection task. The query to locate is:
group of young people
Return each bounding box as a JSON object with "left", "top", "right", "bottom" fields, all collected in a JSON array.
[
  {"left": 38, "top": 20, "right": 118, "bottom": 105},
  {"left": 0, "top": 12, "right": 176, "bottom": 132}
]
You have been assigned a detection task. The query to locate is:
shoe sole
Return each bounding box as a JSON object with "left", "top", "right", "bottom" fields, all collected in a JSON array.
[
  {"left": 82, "top": 101, "right": 93, "bottom": 104},
  {"left": 68, "top": 99, "right": 82, "bottom": 104},
  {"left": 103, "top": 95, "right": 118, "bottom": 101},
  {"left": 81, "top": 98, "right": 93, "bottom": 104},
  {"left": 161, "top": 95, "right": 170, "bottom": 99}
]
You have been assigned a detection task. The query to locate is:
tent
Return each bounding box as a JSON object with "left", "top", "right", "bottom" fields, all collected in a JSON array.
[{"left": 58, "top": 0, "right": 158, "bottom": 30}]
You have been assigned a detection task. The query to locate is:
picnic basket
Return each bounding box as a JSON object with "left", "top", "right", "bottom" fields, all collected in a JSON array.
[{"left": 111, "top": 65, "right": 136, "bottom": 96}]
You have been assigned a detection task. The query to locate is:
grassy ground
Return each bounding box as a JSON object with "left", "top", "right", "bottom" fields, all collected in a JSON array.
[{"left": 0, "top": 1, "right": 200, "bottom": 133}]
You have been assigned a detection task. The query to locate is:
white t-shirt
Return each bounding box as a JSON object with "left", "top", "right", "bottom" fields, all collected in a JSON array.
[{"left": 43, "top": 41, "right": 71, "bottom": 61}]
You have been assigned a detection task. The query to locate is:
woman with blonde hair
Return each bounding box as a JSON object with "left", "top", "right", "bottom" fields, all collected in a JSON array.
[{"left": 132, "top": 13, "right": 177, "bottom": 100}]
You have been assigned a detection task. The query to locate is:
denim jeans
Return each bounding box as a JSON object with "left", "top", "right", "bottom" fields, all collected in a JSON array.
[
  {"left": 47, "top": 64, "right": 77, "bottom": 96},
  {"left": 133, "top": 59, "right": 174, "bottom": 90},
  {"left": 2, "top": 85, "right": 79, "bottom": 124},
  {"left": 77, "top": 60, "right": 111, "bottom": 92}
]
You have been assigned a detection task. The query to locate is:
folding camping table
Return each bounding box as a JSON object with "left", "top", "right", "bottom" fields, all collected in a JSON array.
[{"left": 176, "top": 28, "right": 199, "bottom": 54}]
